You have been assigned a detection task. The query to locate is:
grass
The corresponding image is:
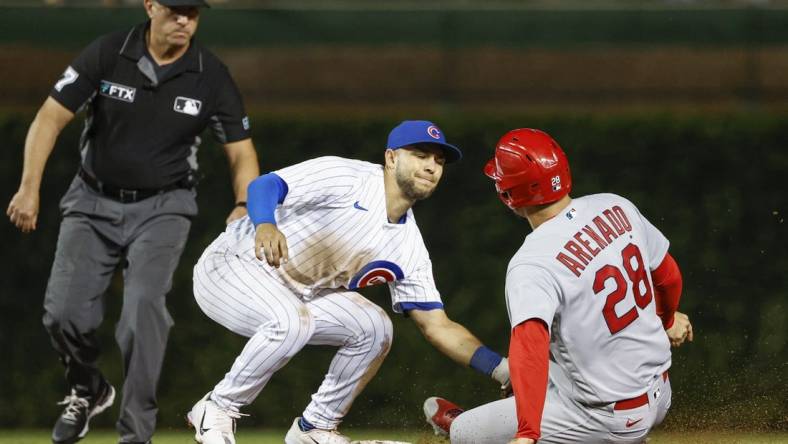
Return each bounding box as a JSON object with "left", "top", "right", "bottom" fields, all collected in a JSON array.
[{"left": 1, "top": 430, "right": 787, "bottom": 444}]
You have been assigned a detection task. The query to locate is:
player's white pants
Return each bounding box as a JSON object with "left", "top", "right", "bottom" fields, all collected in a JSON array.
[
  {"left": 450, "top": 362, "right": 672, "bottom": 444},
  {"left": 192, "top": 234, "right": 393, "bottom": 429}
]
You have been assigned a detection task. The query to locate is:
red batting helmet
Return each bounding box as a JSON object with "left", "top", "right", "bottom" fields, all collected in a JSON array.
[{"left": 484, "top": 128, "right": 572, "bottom": 209}]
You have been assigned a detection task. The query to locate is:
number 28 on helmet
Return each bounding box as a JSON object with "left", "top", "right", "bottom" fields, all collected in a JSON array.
[{"left": 484, "top": 128, "right": 572, "bottom": 209}]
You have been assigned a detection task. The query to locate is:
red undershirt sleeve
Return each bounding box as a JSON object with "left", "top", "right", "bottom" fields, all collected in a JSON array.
[
  {"left": 651, "top": 252, "right": 683, "bottom": 329},
  {"left": 509, "top": 318, "right": 550, "bottom": 441}
]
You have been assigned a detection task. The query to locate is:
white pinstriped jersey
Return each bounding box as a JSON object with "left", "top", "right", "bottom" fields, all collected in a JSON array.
[
  {"left": 506, "top": 193, "right": 671, "bottom": 405},
  {"left": 225, "top": 156, "right": 441, "bottom": 311}
]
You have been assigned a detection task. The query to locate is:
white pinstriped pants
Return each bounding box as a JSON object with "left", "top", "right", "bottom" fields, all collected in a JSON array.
[{"left": 193, "top": 234, "right": 393, "bottom": 429}]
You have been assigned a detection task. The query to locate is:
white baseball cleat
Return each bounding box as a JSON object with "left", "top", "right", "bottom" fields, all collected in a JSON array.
[
  {"left": 187, "top": 392, "right": 243, "bottom": 444},
  {"left": 284, "top": 417, "right": 351, "bottom": 444},
  {"left": 423, "top": 396, "right": 464, "bottom": 437}
]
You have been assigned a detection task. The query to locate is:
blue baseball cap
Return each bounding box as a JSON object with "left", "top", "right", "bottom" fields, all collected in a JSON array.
[{"left": 386, "top": 120, "right": 462, "bottom": 163}]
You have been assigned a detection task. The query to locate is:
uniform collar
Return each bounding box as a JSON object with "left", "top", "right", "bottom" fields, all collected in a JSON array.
[{"left": 119, "top": 22, "right": 203, "bottom": 83}]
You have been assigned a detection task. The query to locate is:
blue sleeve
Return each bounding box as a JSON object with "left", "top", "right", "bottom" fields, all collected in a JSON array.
[
  {"left": 398, "top": 302, "right": 444, "bottom": 316},
  {"left": 247, "top": 173, "right": 289, "bottom": 226}
]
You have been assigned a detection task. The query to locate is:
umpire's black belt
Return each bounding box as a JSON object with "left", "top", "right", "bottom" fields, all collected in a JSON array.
[{"left": 78, "top": 168, "right": 190, "bottom": 203}]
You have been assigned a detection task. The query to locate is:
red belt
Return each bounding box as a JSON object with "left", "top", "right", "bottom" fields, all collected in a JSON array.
[{"left": 613, "top": 371, "right": 668, "bottom": 411}]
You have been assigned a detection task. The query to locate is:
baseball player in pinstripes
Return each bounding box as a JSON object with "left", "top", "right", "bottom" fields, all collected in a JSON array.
[
  {"left": 186, "top": 120, "right": 511, "bottom": 444},
  {"left": 424, "top": 129, "right": 693, "bottom": 443}
]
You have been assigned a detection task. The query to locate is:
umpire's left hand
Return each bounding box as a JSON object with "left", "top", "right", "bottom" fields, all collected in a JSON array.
[
  {"left": 225, "top": 205, "right": 248, "bottom": 225},
  {"left": 7, "top": 188, "right": 40, "bottom": 233}
]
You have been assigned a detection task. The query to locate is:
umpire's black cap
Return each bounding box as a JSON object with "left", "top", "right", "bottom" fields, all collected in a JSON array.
[{"left": 157, "top": 0, "right": 210, "bottom": 7}]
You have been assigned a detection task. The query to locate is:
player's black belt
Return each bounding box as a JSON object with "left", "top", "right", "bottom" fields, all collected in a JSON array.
[{"left": 78, "top": 167, "right": 191, "bottom": 203}]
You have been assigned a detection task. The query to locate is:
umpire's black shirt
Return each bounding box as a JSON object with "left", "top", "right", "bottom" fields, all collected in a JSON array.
[{"left": 50, "top": 21, "right": 251, "bottom": 189}]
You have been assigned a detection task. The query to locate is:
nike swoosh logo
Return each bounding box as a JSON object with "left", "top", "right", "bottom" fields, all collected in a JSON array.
[
  {"left": 353, "top": 201, "right": 368, "bottom": 211},
  {"left": 626, "top": 417, "right": 644, "bottom": 427},
  {"left": 199, "top": 406, "right": 211, "bottom": 434}
]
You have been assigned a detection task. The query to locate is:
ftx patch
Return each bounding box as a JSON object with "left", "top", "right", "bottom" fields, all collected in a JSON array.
[{"left": 100, "top": 80, "right": 136, "bottom": 103}]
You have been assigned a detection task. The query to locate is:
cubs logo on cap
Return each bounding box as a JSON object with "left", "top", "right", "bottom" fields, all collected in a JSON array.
[
  {"left": 349, "top": 260, "right": 404, "bottom": 289},
  {"left": 386, "top": 120, "right": 463, "bottom": 163}
]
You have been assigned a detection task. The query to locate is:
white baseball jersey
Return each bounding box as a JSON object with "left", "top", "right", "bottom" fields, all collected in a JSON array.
[
  {"left": 224, "top": 156, "right": 442, "bottom": 312},
  {"left": 506, "top": 193, "right": 671, "bottom": 405}
]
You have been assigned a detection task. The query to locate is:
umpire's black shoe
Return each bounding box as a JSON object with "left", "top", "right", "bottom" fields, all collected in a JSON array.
[{"left": 51, "top": 381, "right": 116, "bottom": 444}]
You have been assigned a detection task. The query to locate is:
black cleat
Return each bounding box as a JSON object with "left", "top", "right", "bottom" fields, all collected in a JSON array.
[{"left": 51, "top": 381, "right": 115, "bottom": 444}]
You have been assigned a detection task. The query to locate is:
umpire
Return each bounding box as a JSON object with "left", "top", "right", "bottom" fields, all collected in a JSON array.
[{"left": 6, "top": 1, "right": 260, "bottom": 443}]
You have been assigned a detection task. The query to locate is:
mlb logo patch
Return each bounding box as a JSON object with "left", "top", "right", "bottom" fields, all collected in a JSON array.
[
  {"left": 174, "top": 97, "right": 202, "bottom": 116},
  {"left": 99, "top": 80, "right": 136, "bottom": 103}
]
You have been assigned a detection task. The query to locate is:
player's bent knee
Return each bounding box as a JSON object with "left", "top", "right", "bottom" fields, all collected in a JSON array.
[
  {"left": 261, "top": 306, "right": 315, "bottom": 348},
  {"left": 374, "top": 307, "right": 393, "bottom": 335},
  {"left": 357, "top": 307, "right": 393, "bottom": 356},
  {"left": 370, "top": 327, "right": 393, "bottom": 358},
  {"left": 378, "top": 311, "right": 394, "bottom": 354},
  {"left": 449, "top": 412, "right": 481, "bottom": 444}
]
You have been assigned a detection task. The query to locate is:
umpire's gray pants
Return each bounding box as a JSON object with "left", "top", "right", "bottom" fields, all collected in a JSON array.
[{"left": 43, "top": 175, "right": 196, "bottom": 443}]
